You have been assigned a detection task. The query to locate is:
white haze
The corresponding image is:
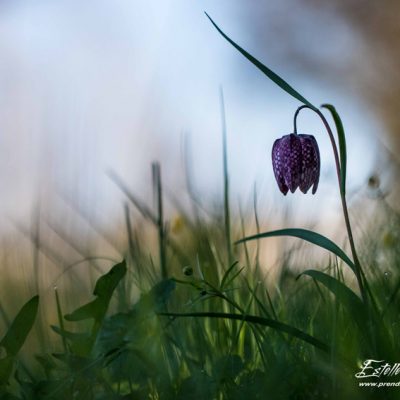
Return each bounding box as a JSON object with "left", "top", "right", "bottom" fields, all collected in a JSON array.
[{"left": 0, "top": 0, "right": 379, "bottom": 237}]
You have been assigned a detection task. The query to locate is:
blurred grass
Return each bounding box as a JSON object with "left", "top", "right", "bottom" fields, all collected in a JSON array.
[{"left": 0, "top": 138, "right": 399, "bottom": 399}]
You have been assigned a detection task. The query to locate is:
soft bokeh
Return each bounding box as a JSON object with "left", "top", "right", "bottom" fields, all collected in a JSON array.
[
  {"left": 0, "top": 1, "right": 396, "bottom": 287},
  {"left": 0, "top": 5, "right": 399, "bottom": 397}
]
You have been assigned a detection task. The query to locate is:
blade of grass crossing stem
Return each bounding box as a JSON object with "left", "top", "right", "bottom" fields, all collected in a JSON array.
[
  {"left": 235, "top": 295, "right": 268, "bottom": 369},
  {"left": 249, "top": 283, "right": 288, "bottom": 346},
  {"left": 247, "top": 284, "right": 272, "bottom": 319},
  {"left": 159, "top": 311, "right": 331, "bottom": 355},
  {"left": 220, "top": 88, "right": 233, "bottom": 265},
  {"left": 152, "top": 162, "right": 167, "bottom": 279},
  {"left": 224, "top": 267, "right": 245, "bottom": 291},
  {"left": 236, "top": 228, "right": 356, "bottom": 274},
  {"left": 246, "top": 282, "right": 287, "bottom": 343},
  {"left": 321, "top": 104, "right": 347, "bottom": 195},
  {"left": 220, "top": 261, "right": 239, "bottom": 290},
  {"left": 205, "top": 13, "right": 317, "bottom": 110}
]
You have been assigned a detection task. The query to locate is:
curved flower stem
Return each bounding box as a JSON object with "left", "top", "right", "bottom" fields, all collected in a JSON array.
[
  {"left": 294, "top": 105, "right": 367, "bottom": 304},
  {"left": 293, "top": 105, "right": 308, "bottom": 134}
]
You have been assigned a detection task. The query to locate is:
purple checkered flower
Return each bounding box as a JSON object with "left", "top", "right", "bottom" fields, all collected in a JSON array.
[{"left": 272, "top": 133, "right": 320, "bottom": 195}]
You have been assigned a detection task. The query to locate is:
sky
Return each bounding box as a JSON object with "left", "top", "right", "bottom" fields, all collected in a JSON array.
[{"left": 0, "top": 0, "right": 381, "bottom": 235}]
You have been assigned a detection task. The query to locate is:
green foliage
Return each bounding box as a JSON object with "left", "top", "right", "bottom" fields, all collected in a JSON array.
[
  {"left": 299, "top": 270, "right": 366, "bottom": 332},
  {"left": 158, "top": 311, "right": 332, "bottom": 355},
  {"left": 0, "top": 296, "right": 39, "bottom": 394},
  {"left": 236, "top": 228, "right": 356, "bottom": 273},
  {"left": 0, "top": 13, "right": 399, "bottom": 400},
  {"left": 0, "top": 296, "right": 39, "bottom": 359},
  {"left": 54, "top": 261, "right": 127, "bottom": 357},
  {"left": 1, "top": 199, "right": 400, "bottom": 399},
  {"left": 65, "top": 260, "right": 126, "bottom": 322}
]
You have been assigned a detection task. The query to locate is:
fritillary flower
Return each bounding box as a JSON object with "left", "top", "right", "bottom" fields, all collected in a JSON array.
[{"left": 272, "top": 133, "right": 320, "bottom": 195}]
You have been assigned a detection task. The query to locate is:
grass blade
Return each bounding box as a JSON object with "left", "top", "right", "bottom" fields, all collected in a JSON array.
[
  {"left": 299, "top": 270, "right": 364, "bottom": 317},
  {"left": 236, "top": 228, "right": 356, "bottom": 273},
  {"left": 220, "top": 261, "right": 239, "bottom": 290},
  {"left": 0, "top": 296, "right": 39, "bottom": 386},
  {"left": 205, "top": 12, "right": 316, "bottom": 110},
  {"left": 0, "top": 296, "right": 39, "bottom": 357},
  {"left": 159, "top": 311, "right": 331, "bottom": 355},
  {"left": 220, "top": 88, "right": 233, "bottom": 265},
  {"left": 321, "top": 104, "right": 347, "bottom": 195},
  {"left": 152, "top": 162, "right": 167, "bottom": 279}
]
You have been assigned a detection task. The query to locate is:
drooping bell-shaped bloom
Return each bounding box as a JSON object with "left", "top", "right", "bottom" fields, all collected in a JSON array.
[{"left": 272, "top": 133, "right": 320, "bottom": 195}]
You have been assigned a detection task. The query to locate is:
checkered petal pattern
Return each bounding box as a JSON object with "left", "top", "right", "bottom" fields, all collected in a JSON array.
[{"left": 272, "top": 133, "right": 320, "bottom": 195}]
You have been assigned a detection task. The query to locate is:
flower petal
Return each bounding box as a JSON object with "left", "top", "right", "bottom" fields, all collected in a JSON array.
[
  {"left": 281, "top": 134, "right": 302, "bottom": 193},
  {"left": 299, "top": 134, "right": 320, "bottom": 194},
  {"left": 272, "top": 138, "right": 289, "bottom": 195}
]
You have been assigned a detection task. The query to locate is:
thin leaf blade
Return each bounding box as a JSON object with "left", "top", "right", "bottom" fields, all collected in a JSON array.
[
  {"left": 299, "top": 270, "right": 367, "bottom": 330},
  {"left": 0, "top": 357, "right": 14, "bottom": 387},
  {"left": 0, "top": 296, "right": 39, "bottom": 357},
  {"left": 220, "top": 261, "right": 239, "bottom": 290},
  {"left": 235, "top": 228, "right": 356, "bottom": 273},
  {"left": 300, "top": 270, "right": 363, "bottom": 310},
  {"left": 159, "top": 311, "right": 330, "bottom": 354},
  {"left": 205, "top": 12, "right": 316, "bottom": 110}
]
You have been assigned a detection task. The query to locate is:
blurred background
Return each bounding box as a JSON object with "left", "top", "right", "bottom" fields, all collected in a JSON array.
[{"left": 0, "top": 0, "right": 398, "bottom": 292}]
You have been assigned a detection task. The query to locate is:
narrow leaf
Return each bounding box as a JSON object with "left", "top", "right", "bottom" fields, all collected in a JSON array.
[
  {"left": 223, "top": 267, "right": 245, "bottom": 290},
  {"left": 205, "top": 12, "right": 316, "bottom": 110},
  {"left": 299, "top": 270, "right": 368, "bottom": 333},
  {"left": 321, "top": 104, "right": 347, "bottom": 195},
  {"left": 64, "top": 300, "right": 100, "bottom": 322},
  {"left": 0, "top": 356, "right": 13, "bottom": 386},
  {"left": 301, "top": 270, "right": 372, "bottom": 342},
  {"left": 50, "top": 325, "right": 89, "bottom": 342},
  {"left": 0, "top": 296, "right": 39, "bottom": 357},
  {"left": 236, "top": 228, "right": 356, "bottom": 273},
  {"left": 220, "top": 88, "right": 233, "bottom": 264},
  {"left": 220, "top": 261, "right": 239, "bottom": 290},
  {"left": 159, "top": 311, "right": 331, "bottom": 354}
]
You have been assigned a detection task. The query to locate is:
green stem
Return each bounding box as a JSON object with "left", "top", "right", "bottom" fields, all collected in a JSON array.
[
  {"left": 152, "top": 162, "right": 167, "bottom": 279},
  {"left": 294, "top": 105, "right": 366, "bottom": 304},
  {"left": 220, "top": 87, "right": 233, "bottom": 265}
]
